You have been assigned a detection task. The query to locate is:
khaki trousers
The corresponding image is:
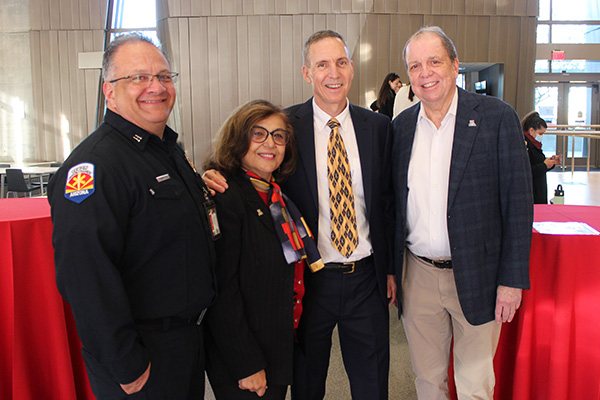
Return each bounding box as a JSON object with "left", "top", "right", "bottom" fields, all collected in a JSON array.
[{"left": 401, "top": 250, "right": 501, "bottom": 400}]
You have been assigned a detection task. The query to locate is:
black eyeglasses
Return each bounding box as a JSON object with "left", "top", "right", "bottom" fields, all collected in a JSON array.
[
  {"left": 107, "top": 73, "right": 179, "bottom": 86},
  {"left": 249, "top": 126, "right": 290, "bottom": 146}
]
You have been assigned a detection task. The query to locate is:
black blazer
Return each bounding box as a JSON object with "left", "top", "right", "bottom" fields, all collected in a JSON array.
[
  {"left": 283, "top": 99, "right": 394, "bottom": 306},
  {"left": 205, "top": 172, "right": 296, "bottom": 386},
  {"left": 392, "top": 88, "right": 533, "bottom": 325}
]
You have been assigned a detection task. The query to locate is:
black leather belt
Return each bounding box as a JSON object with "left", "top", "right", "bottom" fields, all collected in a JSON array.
[
  {"left": 418, "top": 256, "right": 453, "bottom": 269},
  {"left": 136, "top": 309, "right": 206, "bottom": 331},
  {"left": 323, "top": 255, "right": 372, "bottom": 274}
]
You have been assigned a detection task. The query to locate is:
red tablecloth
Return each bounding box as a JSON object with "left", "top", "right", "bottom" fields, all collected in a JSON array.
[
  {"left": 3, "top": 200, "right": 600, "bottom": 399},
  {"left": 0, "top": 198, "right": 94, "bottom": 400},
  {"left": 450, "top": 205, "right": 600, "bottom": 400}
]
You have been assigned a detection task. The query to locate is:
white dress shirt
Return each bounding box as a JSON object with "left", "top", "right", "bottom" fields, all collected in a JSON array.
[
  {"left": 406, "top": 89, "right": 458, "bottom": 259},
  {"left": 312, "top": 99, "right": 373, "bottom": 263}
]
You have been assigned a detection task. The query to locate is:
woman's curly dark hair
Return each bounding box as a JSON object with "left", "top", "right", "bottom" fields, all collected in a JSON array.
[{"left": 203, "top": 99, "right": 297, "bottom": 182}]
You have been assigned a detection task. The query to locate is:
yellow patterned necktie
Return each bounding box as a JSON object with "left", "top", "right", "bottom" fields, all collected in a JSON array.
[{"left": 327, "top": 118, "right": 358, "bottom": 258}]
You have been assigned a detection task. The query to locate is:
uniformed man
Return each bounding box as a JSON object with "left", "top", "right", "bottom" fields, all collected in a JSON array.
[{"left": 48, "top": 33, "right": 218, "bottom": 399}]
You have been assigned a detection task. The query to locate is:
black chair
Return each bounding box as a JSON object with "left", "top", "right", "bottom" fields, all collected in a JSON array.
[
  {"left": 6, "top": 169, "right": 41, "bottom": 198},
  {"left": 41, "top": 162, "right": 62, "bottom": 185}
]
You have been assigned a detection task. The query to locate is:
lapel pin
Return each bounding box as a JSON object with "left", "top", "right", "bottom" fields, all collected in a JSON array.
[
  {"left": 257, "top": 209, "right": 264, "bottom": 216},
  {"left": 468, "top": 120, "right": 477, "bottom": 127}
]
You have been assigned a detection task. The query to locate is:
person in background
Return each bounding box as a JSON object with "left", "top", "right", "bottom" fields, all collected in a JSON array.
[
  {"left": 202, "top": 100, "right": 323, "bottom": 399},
  {"left": 370, "top": 72, "right": 402, "bottom": 119},
  {"left": 48, "top": 33, "right": 217, "bottom": 399},
  {"left": 392, "top": 83, "right": 420, "bottom": 119},
  {"left": 392, "top": 26, "right": 533, "bottom": 399},
  {"left": 522, "top": 111, "right": 561, "bottom": 204},
  {"left": 204, "top": 30, "right": 396, "bottom": 400}
]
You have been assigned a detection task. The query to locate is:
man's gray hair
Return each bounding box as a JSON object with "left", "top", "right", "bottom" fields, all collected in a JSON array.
[
  {"left": 102, "top": 32, "right": 169, "bottom": 81},
  {"left": 402, "top": 26, "right": 458, "bottom": 70},
  {"left": 302, "top": 30, "right": 350, "bottom": 66}
]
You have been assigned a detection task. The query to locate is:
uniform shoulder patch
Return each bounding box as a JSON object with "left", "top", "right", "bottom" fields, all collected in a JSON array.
[{"left": 65, "top": 162, "right": 95, "bottom": 203}]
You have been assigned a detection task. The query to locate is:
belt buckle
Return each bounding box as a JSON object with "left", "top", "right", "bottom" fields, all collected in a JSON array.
[{"left": 343, "top": 262, "right": 355, "bottom": 274}]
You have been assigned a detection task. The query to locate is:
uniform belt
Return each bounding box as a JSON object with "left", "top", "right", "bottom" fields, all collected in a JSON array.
[
  {"left": 418, "top": 256, "right": 453, "bottom": 269},
  {"left": 323, "top": 255, "right": 372, "bottom": 274},
  {"left": 135, "top": 309, "right": 206, "bottom": 331}
]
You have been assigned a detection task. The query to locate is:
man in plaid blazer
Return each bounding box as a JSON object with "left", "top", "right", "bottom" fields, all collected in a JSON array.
[{"left": 391, "top": 26, "right": 533, "bottom": 399}]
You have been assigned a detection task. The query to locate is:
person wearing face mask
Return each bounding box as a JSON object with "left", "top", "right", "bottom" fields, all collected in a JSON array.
[
  {"left": 522, "top": 111, "right": 562, "bottom": 204},
  {"left": 202, "top": 100, "right": 323, "bottom": 399}
]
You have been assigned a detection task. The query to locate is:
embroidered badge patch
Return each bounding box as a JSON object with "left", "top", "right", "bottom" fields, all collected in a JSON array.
[{"left": 65, "top": 162, "right": 95, "bottom": 203}]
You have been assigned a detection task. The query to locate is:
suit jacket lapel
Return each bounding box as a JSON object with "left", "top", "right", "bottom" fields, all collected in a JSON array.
[
  {"left": 448, "top": 88, "right": 480, "bottom": 211},
  {"left": 398, "top": 104, "right": 420, "bottom": 223},
  {"left": 235, "top": 174, "right": 276, "bottom": 233},
  {"left": 350, "top": 104, "right": 373, "bottom": 218},
  {"left": 290, "top": 99, "right": 319, "bottom": 211}
]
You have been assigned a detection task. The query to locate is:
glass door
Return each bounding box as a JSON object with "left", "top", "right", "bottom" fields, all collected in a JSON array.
[{"left": 534, "top": 82, "right": 599, "bottom": 168}]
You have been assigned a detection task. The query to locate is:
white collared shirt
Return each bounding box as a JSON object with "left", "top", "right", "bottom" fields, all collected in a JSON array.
[
  {"left": 406, "top": 89, "right": 458, "bottom": 258},
  {"left": 312, "top": 99, "right": 373, "bottom": 263}
]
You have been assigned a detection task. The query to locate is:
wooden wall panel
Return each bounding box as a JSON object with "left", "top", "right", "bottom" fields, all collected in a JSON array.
[
  {"left": 29, "top": 0, "right": 41, "bottom": 30},
  {"left": 57, "top": 30, "right": 71, "bottom": 160},
  {"left": 168, "top": 0, "right": 181, "bottom": 18},
  {"left": 280, "top": 15, "right": 295, "bottom": 108},
  {"left": 122, "top": 0, "right": 539, "bottom": 19},
  {"left": 180, "top": 0, "right": 192, "bottom": 17},
  {"left": 235, "top": 17, "right": 250, "bottom": 105},
  {"left": 458, "top": 16, "right": 491, "bottom": 62},
  {"left": 27, "top": 0, "right": 105, "bottom": 161},
  {"left": 79, "top": 0, "right": 91, "bottom": 29},
  {"left": 29, "top": 31, "right": 44, "bottom": 157},
  {"left": 268, "top": 16, "right": 283, "bottom": 106},
  {"left": 482, "top": 0, "right": 497, "bottom": 16},
  {"left": 18, "top": 0, "right": 538, "bottom": 163},
  {"left": 188, "top": 18, "right": 211, "bottom": 159},
  {"left": 67, "top": 32, "right": 84, "bottom": 154},
  {"left": 49, "top": 0, "right": 60, "bottom": 30}
]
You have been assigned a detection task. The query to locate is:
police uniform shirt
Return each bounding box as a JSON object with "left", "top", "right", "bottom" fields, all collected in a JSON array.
[{"left": 48, "top": 109, "right": 216, "bottom": 384}]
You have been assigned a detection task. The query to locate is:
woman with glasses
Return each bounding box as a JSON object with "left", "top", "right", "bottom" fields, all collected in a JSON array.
[{"left": 203, "top": 100, "right": 322, "bottom": 399}]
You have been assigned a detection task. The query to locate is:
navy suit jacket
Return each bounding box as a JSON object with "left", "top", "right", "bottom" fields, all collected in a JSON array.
[
  {"left": 392, "top": 88, "right": 533, "bottom": 325},
  {"left": 283, "top": 98, "right": 394, "bottom": 306}
]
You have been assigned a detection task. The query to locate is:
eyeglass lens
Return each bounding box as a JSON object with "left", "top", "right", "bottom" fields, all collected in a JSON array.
[
  {"left": 250, "top": 127, "right": 289, "bottom": 145},
  {"left": 132, "top": 74, "right": 177, "bottom": 85}
]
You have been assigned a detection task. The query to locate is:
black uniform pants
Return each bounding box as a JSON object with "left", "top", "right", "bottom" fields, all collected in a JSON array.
[{"left": 82, "top": 323, "right": 205, "bottom": 400}]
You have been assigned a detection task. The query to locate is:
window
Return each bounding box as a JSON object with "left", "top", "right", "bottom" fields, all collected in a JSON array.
[
  {"left": 552, "top": 25, "right": 600, "bottom": 44},
  {"left": 109, "top": 0, "right": 158, "bottom": 44},
  {"left": 537, "top": 24, "right": 550, "bottom": 44},
  {"left": 536, "top": 0, "right": 600, "bottom": 73},
  {"left": 549, "top": 0, "right": 600, "bottom": 21}
]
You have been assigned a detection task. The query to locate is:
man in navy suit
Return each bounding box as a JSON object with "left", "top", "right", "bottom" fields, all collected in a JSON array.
[
  {"left": 392, "top": 26, "right": 533, "bottom": 399},
  {"left": 284, "top": 30, "right": 395, "bottom": 400},
  {"left": 204, "top": 30, "right": 395, "bottom": 400}
]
